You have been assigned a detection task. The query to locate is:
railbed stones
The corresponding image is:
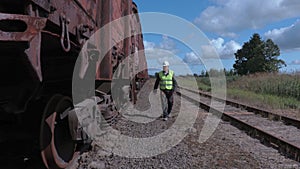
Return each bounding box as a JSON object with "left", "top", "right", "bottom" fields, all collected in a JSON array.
[{"left": 77, "top": 80, "right": 300, "bottom": 168}]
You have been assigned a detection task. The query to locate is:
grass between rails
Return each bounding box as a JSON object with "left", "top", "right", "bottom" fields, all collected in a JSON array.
[{"left": 177, "top": 73, "right": 300, "bottom": 110}]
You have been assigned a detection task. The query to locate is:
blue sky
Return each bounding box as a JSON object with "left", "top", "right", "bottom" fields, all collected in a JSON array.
[{"left": 134, "top": 0, "right": 300, "bottom": 75}]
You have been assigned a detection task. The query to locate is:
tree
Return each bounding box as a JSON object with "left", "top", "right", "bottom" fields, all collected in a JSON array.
[
  {"left": 263, "top": 39, "right": 286, "bottom": 72},
  {"left": 200, "top": 70, "right": 206, "bottom": 77},
  {"left": 233, "top": 33, "right": 286, "bottom": 75}
]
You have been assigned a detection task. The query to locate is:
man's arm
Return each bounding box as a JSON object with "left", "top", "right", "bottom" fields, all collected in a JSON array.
[
  {"left": 172, "top": 76, "right": 178, "bottom": 92},
  {"left": 153, "top": 73, "right": 160, "bottom": 90}
]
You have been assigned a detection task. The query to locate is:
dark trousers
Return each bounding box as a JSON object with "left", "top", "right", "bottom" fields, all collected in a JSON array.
[{"left": 160, "top": 90, "right": 174, "bottom": 118}]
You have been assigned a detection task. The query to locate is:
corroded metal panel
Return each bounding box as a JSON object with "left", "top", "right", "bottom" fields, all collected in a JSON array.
[{"left": 0, "top": 13, "right": 46, "bottom": 41}]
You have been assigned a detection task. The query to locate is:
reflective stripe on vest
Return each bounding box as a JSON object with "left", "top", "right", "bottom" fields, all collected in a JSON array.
[{"left": 159, "top": 70, "right": 174, "bottom": 90}]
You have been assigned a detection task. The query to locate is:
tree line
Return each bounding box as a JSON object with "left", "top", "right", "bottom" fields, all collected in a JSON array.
[{"left": 194, "top": 33, "right": 286, "bottom": 77}]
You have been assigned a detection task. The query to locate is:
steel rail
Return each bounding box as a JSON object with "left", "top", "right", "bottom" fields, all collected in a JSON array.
[
  {"left": 179, "top": 86, "right": 300, "bottom": 129},
  {"left": 177, "top": 88, "right": 300, "bottom": 162}
]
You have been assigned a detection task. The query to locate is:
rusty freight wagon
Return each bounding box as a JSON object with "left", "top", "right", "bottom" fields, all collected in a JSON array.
[{"left": 0, "top": 0, "right": 148, "bottom": 168}]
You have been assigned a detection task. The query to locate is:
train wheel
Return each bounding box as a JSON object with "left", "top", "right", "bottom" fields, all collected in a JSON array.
[{"left": 40, "top": 95, "right": 78, "bottom": 169}]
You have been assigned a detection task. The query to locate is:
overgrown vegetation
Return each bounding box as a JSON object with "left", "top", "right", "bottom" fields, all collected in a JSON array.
[
  {"left": 229, "top": 73, "right": 300, "bottom": 101},
  {"left": 179, "top": 73, "right": 300, "bottom": 110}
]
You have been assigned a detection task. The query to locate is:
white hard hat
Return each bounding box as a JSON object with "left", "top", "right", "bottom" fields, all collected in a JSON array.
[{"left": 162, "top": 61, "right": 169, "bottom": 66}]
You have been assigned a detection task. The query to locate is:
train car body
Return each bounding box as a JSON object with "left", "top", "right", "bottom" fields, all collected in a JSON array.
[{"left": 0, "top": 0, "right": 148, "bottom": 168}]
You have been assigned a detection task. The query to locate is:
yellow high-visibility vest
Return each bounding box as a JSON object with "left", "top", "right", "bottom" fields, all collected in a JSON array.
[{"left": 159, "top": 70, "right": 174, "bottom": 90}]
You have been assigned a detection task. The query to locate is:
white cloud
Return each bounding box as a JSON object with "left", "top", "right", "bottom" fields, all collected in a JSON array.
[
  {"left": 264, "top": 20, "right": 300, "bottom": 51},
  {"left": 183, "top": 52, "right": 202, "bottom": 65},
  {"left": 143, "top": 41, "right": 155, "bottom": 51},
  {"left": 144, "top": 36, "right": 183, "bottom": 67},
  {"left": 143, "top": 36, "right": 178, "bottom": 53},
  {"left": 201, "top": 45, "right": 219, "bottom": 59},
  {"left": 146, "top": 48, "right": 189, "bottom": 75},
  {"left": 159, "top": 35, "right": 179, "bottom": 53},
  {"left": 195, "top": 0, "right": 300, "bottom": 37},
  {"left": 183, "top": 38, "right": 240, "bottom": 64},
  {"left": 145, "top": 49, "right": 181, "bottom": 67},
  {"left": 210, "top": 38, "right": 241, "bottom": 59},
  {"left": 291, "top": 60, "right": 300, "bottom": 65}
]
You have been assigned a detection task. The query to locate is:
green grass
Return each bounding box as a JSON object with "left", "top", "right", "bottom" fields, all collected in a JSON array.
[
  {"left": 227, "top": 88, "right": 300, "bottom": 109},
  {"left": 177, "top": 76, "right": 211, "bottom": 91},
  {"left": 229, "top": 73, "right": 300, "bottom": 100},
  {"left": 226, "top": 73, "right": 300, "bottom": 110},
  {"left": 178, "top": 73, "right": 300, "bottom": 110}
]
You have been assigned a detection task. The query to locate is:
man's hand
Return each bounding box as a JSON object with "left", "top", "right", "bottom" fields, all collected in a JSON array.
[{"left": 173, "top": 88, "right": 179, "bottom": 95}]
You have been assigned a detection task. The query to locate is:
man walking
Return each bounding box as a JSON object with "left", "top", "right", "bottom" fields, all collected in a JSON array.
[{"left": 153, "top": 61, "right": 177, "bottom": 121}]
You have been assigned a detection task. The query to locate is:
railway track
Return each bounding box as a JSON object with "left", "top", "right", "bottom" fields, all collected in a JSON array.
[
  {"left": 181, "top": 87, "right": 300, "bottom": 128},
  {"left": 178, "top": 87, "right": 300, "bottom": 162}
]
